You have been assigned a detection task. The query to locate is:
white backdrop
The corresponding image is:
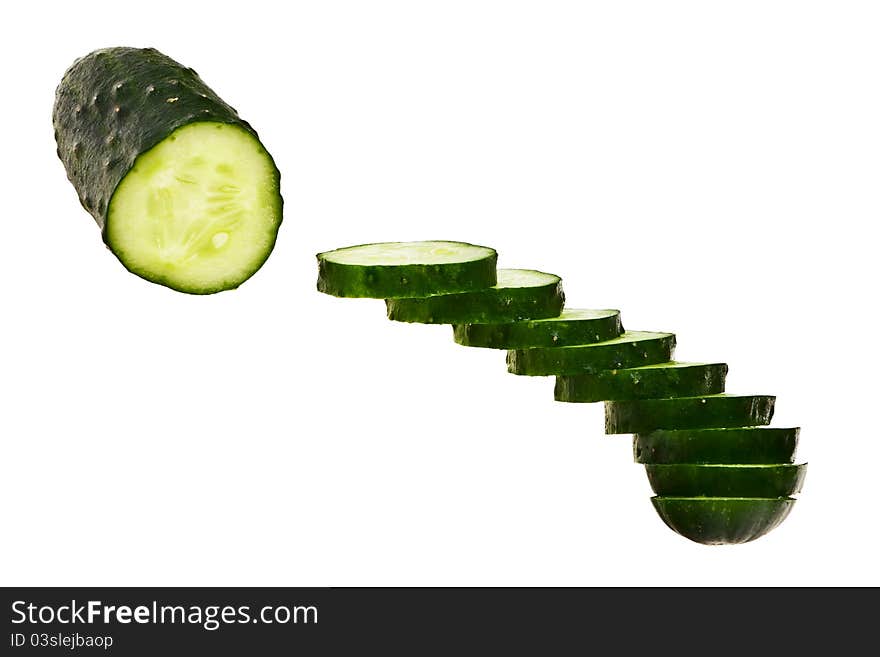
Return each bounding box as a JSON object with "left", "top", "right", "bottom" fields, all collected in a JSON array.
[{"left": 1, "top": 1, "right": 877, "bottom": 586}]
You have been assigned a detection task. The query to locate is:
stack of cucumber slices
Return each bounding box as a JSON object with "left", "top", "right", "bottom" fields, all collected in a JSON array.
[{"left": 317, "top": 240, "right": 806, "bottom": 545}]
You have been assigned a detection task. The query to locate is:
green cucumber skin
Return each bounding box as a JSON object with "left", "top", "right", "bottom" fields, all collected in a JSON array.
[
  {"left": 645, "top": 464, "right": 807, "bottom": 497},
  {"left": 651, "top": 497, "right": 796, "bottom": 545},
  {"left": 53, "top": 47, "right": 281, "bottom": 236},
  {"left": 452, "top": 310, "right": 623, "bottom": 349},
  {"left": 317, "top": 247, "right": 498, "bottom": 298},
  {"left": 507, "top": 333, "right": 676, "bottom": 376},
  {"left": 554, "top": 362, "right": 728, "bottom": 403},
  {"left": 385, "top": 278, "right": 564, "bottom": 324},
  {"left": 605, "top": 395, "right": 775, "bottom": 434},
  {"left": 634, "top": 427, "right": 800, "bottom": 464}
]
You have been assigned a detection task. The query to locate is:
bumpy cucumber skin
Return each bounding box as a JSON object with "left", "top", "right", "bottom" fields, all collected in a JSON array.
[
  {"left": 605, "top": 394, "right": 775, "bottom": 434},
  {"left": 453, "top": 309, "right": 623, "bottom": 349},
  {"left": 317, "top": 244, "right": 497, "bottom": 298},
  {"left": 651, "top": 497, "right": 796, "bottom": 545},
  {"left": 53, "top": 47, "right": 283, "bottom": 292},
  {"left": 385, "top": 275, "right": 564, "bottom": 324},
  {"left": 507, "top": 333, "right": 676, "bottom": 376},
  {"left": 554, "top": 362, "right": 728, "bottom": 403},
  {"left": 634, "top": 427, "right": 800, "bottom": 464},
  {"left": 645, "top": 464, "right": 807, "bottom": 497}
]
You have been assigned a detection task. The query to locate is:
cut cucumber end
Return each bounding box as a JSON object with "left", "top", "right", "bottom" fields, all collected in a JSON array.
[
  {"left": 651, "top": 497, "right": 796, "bottom": 545},
  {"left": 493, "top": 268, "right": 559, "bottom": 288},
  {"left": 319, "top": 240, "right": 495, "bottom": 266},
  {"left": 317, "top": 241, "right": 497, "bottom": 298},
  {"left": 645, "top": 463, "right": 808, "bottom": 497},
  {"left": 106, "top": 121, "right": 282, "bottom": 294}
]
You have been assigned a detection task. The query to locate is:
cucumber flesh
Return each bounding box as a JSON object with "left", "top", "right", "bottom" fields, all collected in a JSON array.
[
  {"left": 385, "top": 268, "right": 564, "bottom": 324},
  {"left": 651, "top": 497, "right": 796, "bottom": 545},
  {"left": 507, "top": 331, "right": 675, "bottom": 376},
  {"left": 605, "top": 394, "right": 775, "bottom": 434},
  {"left": 453, "top": 308, "right": 623, "bottom": 349},
  {"left": 108, "top": 122, "right": 281, "bottom": 293},
  {"left": 634, "top": 427, "right": 800, "bottom": 464},
  {"left": 554, "top": 361, "right": 727, "bottom": 403},
  {"left": 645, "top": 464, "right": 807, "bottom": 497},
  {"left": 53, "top": 47, "right": 282, "bottom": 294},
  {"left": 317, "top": 241, "right": 497, "bottom": 298}
]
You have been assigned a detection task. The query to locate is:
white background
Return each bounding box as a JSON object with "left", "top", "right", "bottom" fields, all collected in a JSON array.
[{"left": 1, "top": 1, "right": 877, "bottom": 586}]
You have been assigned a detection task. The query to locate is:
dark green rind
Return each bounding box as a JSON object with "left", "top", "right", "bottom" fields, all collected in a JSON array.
[
  {"left": 53, "top": 47, "right": 283, "bottom": 293},
  {"left": 605, "top": 394, "right": 775, "bottom": 434},
  {"left": 506, "top": 331, "right": 676, "bottom": 376},
  {"left": 317, "top": 242, "right": 498, "bottom": 298},
  {"left": 634, "top": 427, "right": 800, "bottom": 464},
  {"left": 385, "top": 271, "right": 564, "bottom": 324},
  {"left": 645, "top": 464, "right": 807, "bottom": 497},
  {"left": 452, "top": 308, "right": 623, "bottom": 349},
  {"left": 651, "top": 497, "right": 796, "bottom": 545},
  {"left": 554, "top": 362, "right": 727, "bottom": 403}
]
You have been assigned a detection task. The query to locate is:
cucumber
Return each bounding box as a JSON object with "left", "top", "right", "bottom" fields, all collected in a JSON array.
[
  {"left": 634, "top": 427, "right": 800, "bottom": 464},
  {"left": 506, "top": 331, "right": 675, "bottom": 376},
  {"left": 452, "top": 308, "right": 622, "bottom": 349},
  {"left": 651, "top": 497, "right": 796, "bottom": 545},
  {"left": 605, "top": 394, "right": 775, "bottom": 434},
  {"left": 554, "top": 362, "right": 727, "bottom": 403},
  {"left": 314, "top": 239, "right": 807, "bottom": 544},
  {"left": 385, "top": 269, "right": 564, "bottom": 324},
  {"left": 317, "top": 241, "right": 497, "bottom": 298},
  {"left": 53, "top": 47, "right": 282, "bottom": 294},
  {"left": 645, "top": 464, "right": 807, "bottom": 497}
]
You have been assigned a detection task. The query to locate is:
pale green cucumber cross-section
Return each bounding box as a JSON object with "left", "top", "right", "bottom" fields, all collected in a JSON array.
[
  {"left": 317, "top": 241, "right": 498, "bottom": 298},
  {"left": 53, "top": 47, "right": 283, "bottom": 294},
  {"left": 108, "top": 123, "right": 281, "bottom": 293}
]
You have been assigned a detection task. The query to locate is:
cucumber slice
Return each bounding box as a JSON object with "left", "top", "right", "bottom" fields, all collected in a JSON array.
[
  {"left": 385, "top": 269, "right": 564, "bottom": 324},
  {"left": 452, "top": 308, "right": 623, "bottom": 349},
  {"left": 317, "top": 241, "right": 497, "bottom": 298},
  {"left": 634, "top": 427, "right": 799, "bottom": 464},
  {"left": 605, "top": 394, "right": 775, "bottom": 434},
  {"left": 651, "top": 497, "right": 796, "bottom": 545},
  {"left": 554, "top": 361, "right": 727, "bottom": 403},
  {"left": 53, "top": 47, "right": 282, "bottom": 294},
  {"left": 645, "top": 464, "right": 807, "bottom": 497},
  {"left": 506, "top": 331, "right": 675, "bottom": 376}
]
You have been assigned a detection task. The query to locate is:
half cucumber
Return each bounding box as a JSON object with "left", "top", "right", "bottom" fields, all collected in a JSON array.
[
  {"left": 554, "top": 362, "right": 727, "bottom": 403},
  {"left": 317, "top": 241, "right": 497, "bottom": 298},
  {"left": 634, "top": 427, "right": 800, "bottom": 464},
  {"left": 53, "top": 47, "right": 283, "bottom": 294},
  {"left": 507, "top": 331, "right": 675, "bottom": 376},
  {"left": 651, "top": 497, "right": 796, "bottom": 545},
  {"left": 452, "top": 308, "right": 622, "bottom": 349},
  {"left": 645, "top": 464, "right": 807, "bottom": 497},
  {"left": 385, "top": 269, "right": 564, "bottom": 324},
  {"left": 605, "top": 394, "right": 775, "bottom": 434}
]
